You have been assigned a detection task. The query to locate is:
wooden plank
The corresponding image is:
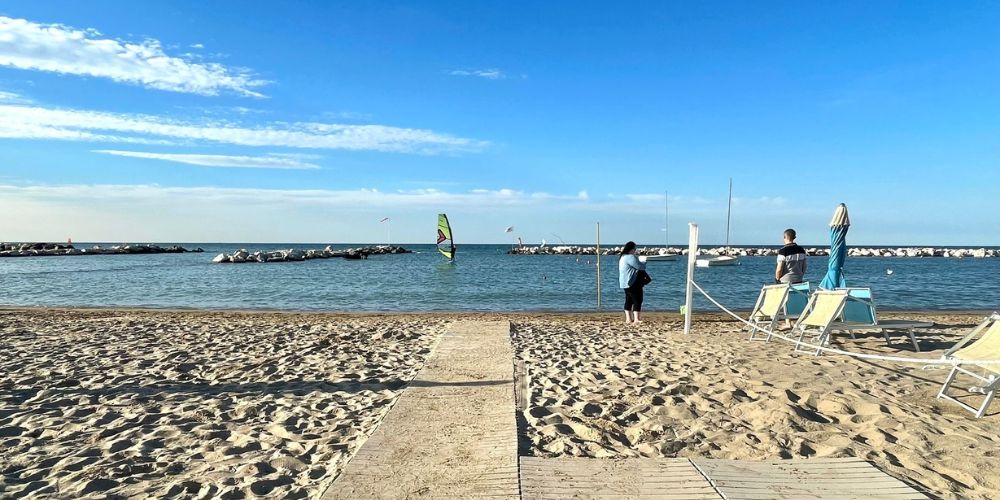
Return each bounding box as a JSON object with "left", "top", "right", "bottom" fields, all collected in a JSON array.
[
  {"left": 692, "top": 458, "right": 929, "bottom": 500},
  {"left": 519, "top": 457, "right": 722, "bottom": 499},
  {"left": 515, "top": 359, "right": 528, "bottom": 412},
  {"left": 322, "top": 321, "right": 519, "bottom": 500}
]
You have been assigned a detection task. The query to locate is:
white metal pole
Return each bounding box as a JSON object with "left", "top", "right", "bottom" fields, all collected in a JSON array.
[{"left": 684, "top": 223, "right": 699, "bottom": 335}]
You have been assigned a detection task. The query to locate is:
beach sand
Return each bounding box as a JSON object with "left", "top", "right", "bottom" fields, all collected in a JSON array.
[
  {"left": 513, "top": 312, "right": 1000, "bottom": 499},
  {"left": 1, "top": 309, "right": 997, "bottom": 498},
  {"left": 0, "top": 309, "right": 446, "bottom": 498}
]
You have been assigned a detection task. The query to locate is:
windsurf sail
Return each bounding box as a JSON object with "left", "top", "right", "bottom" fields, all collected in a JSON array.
[{"left": 437, "top": 213, "right": 455, "bottom": 260}]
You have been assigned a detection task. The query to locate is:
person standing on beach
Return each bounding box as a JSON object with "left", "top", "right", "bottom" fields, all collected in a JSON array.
[
  {"left": 618, "top": 241, "right": 645, "bottom": 323},
  {"left": 776, "top": 228, "right": 807, "bottom": 284}
]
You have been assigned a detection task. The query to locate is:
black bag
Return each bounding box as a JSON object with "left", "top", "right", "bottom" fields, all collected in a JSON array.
[{"left": 636, "top": 270, "right": 652, "bottom": 287}]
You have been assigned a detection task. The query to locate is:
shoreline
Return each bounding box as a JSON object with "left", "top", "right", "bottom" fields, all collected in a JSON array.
[{"left": 0, "top": 305, "right": 994, "bottom": 318}]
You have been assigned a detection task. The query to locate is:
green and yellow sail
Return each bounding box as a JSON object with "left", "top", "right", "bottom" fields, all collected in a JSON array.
[{"left": 436, "top": 213, "right": 455, "bottom": 261}]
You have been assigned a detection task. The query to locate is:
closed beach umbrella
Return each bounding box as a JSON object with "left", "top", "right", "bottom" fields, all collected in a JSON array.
[{"left": 819, "top": 203, "right": 851, "bottom": 289}]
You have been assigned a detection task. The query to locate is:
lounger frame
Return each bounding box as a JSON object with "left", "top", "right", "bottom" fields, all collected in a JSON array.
[
  {"left": 828, "top": 288, "right": 932, "bottom": 352},
  {"left": 937, "top": 313, "right": 1000, "bottom": 418},
  {"left": 792, "top": 290, "right": 849, "bottom": 355},
  {"left": 747, "top": 284, "right": 790, "bottom": 342}
]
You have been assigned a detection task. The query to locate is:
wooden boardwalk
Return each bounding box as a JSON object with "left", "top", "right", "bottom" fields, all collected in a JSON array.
[
  {"left": 519, "top": 457, "right": 719, "bottom": 499},
  {"left": 323, "top": 320, "right": 519, "bottom": 499},
  {"left": 322, "top": 320, "right": 929, "bottom": 499},
  {"left": 693, "top": 457, "right": 928, "bottom": 500},
  {"left": 518, "top": 457, "right": 927, "bottom": 499}
]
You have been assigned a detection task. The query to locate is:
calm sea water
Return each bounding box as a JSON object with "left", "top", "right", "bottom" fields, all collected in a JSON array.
[{"left": 1, "top": 243, "right": 999, "bottom": 312}]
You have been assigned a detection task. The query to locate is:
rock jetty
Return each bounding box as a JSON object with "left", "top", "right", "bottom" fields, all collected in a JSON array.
[
  {"left": 212, "top": 245, "right": 410, "bottom": 263},
  {"left": 0, "top": 243, "right": 204, "bottom": 257},
  {"left": 507, "top": 245, "right": 1000, "bottom": 258}
]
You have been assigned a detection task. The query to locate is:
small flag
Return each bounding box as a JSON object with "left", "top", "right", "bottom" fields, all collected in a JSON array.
[
  {"left": 379, "top": 217, "right": 390, "bottom": 223},
  {"left": 504, "top": 226, "right": 514, "bottom": 233}
]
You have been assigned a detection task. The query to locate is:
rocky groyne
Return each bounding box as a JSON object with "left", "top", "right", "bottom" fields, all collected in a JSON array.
[
  {"left": 212, "top": 245, "right": 410, "bottom": 263},
  {"left": 507, "top": 245, "right": 1000, "bottom": 258},
  {"left": 0, "top": 243, "right": 204, "bottom": 257}
]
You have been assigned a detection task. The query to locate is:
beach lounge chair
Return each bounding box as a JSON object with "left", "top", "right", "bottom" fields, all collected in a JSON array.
[
  {"left": 747, "top": 284, "right": 790, "bottom": 341},
  {"left": 792, "top": 290, "right": 849, "bottom": 355},
  {"left": 937, "top": 313, "right": 1000, "bottom": 418},
  {"left": 747, "top": 282, "right": 812, "bottom": 342},
  {"left": 829, "top": 288, "right": 933, "bottom": 352}
]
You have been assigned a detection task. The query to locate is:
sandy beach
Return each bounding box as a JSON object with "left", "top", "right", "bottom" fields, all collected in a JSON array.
[
  {"left": 1, "top": 308, "right": 998, "bottom": 499},
  {"left": 513, "top": 312, "right": 1000, "bottom": 499},
  {"left": 0, "top": 309, "right": 446, "bottom": 498}
]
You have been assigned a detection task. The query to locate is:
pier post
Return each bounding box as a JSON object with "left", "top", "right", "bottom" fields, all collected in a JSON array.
[{"left": 684, "top": 223, "right": 698, "bottom": 335}]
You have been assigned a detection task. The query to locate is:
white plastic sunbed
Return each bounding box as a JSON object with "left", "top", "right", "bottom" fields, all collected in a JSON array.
[
  {"left": 828, "top": 288, "right": 933, "bottom": 352},
  {"left": 792, "top": 290, "right": 850, "bottom": 355},
  {"left": 937, "top": 312, "right": 1000, "bottom": 418},
  {"left": 747, "top": 284, "right": 790, "bottom": 341},
  {"left": 747, "top": 282, "right": 811, "bottom": 342}
]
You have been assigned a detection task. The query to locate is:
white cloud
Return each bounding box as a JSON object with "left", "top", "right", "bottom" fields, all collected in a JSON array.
[
  {"left": 0, "top": 89, "right": 30, "bottom": 103},
  {"left": 321, "top": 111, "right": 373, "bottom": 121},
  {"left": 0, "top": 16, "right": 266, "bottom": 97},
  {"left": 93, "top": 150, "right": 321, "bottom": 170},
  {"left": 732, "top": 195, "right": 787, "bottom": 208},
  {"left": 448, "top": 68, "right": 506, "bottom": 80},
  {"left": 0, "top": 103, "right": 487, "bottom": 154},
  {"left": 0, "top": 183, "right": 592, "bottom": 209},
  {"left": 0, "top": 184, "right": 836, "bottom": 243},
  {"left": 624, "top": 193, "right": 668, "bottom": 203},
  {"left": 190, "top": 43, "right": 204, "bottom": 49}
]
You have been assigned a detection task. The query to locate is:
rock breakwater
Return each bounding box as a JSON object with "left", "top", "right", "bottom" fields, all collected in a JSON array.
[
  {"left": 212, "top": 245, "right": 410, "bottom": 263},
  {"left": 0, "top": 243, "right": 203, "bottom": 257}
]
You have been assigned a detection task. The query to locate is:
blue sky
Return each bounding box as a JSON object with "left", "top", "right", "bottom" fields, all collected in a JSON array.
[{"left": 1, "top": 1, "right": 998, "bottom": 245}]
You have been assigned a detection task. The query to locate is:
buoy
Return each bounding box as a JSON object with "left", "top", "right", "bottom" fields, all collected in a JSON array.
[{"left": 886, "top": 268, "right": 894, "bottom": 275}]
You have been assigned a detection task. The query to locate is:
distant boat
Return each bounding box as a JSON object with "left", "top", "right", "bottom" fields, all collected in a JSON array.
[
  {"left": 646, "top": 190, "right": 678, "bottom": 262},
  {"left": 696, "top": 178, "right": 739, "bottom": 268},
  {"left": 696, "top": 255, "right": 739, "bottom": 267},
  {"left": 437, "top": 213, "right": 456, "bottom": 261},
  {"left": 645, "top": 254, "right": 679, "bottom": 262}
]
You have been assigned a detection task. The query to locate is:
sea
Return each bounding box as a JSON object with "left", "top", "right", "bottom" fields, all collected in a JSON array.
[{"left": 1, "top": 243, "right": 999, "bottom": 312}]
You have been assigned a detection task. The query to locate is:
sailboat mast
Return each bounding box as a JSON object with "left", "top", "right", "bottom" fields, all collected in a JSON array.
[
  {"left": 664, "top": 190, "right": 669, "bottom": 249},
  {"left": 725, "top": 178, "right": 733, "bottom": 255}
]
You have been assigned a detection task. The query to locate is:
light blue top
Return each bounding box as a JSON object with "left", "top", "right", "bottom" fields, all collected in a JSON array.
[{"left": 618, "top": 254, "right": 645, "bottom": 288}]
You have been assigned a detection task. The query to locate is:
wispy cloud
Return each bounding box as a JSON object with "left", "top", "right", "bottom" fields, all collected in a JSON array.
[
  {"left": 448, "top": 68, "right": 506, "bottom": 80},
  {"left": 321, "top": 111, "right": 374, "bottom": 121},
  {"left": 0, "top": 89, "right": 30, "bottom": 104},
  {"left": 0, "top": 103, "right": 488, "bottom": 154},
  {"left": 93, "top": 150, "right": 321, "bottom": 170},
  {"left": 0, "top": 183, "right": 775, "bottom": 216},
  {"left": 0, "top": 184, "right": 818, "bottom": 242},
  {"left": 0, "top": 16, "right": 267, "bottom": 97},
  {"left": 0, "top": 183, "right": 592, "bottom": 209}
]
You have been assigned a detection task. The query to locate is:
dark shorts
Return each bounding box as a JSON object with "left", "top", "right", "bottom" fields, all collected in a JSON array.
[{"left": 624, "top": 286, "right": 643, "bottom": 311}]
